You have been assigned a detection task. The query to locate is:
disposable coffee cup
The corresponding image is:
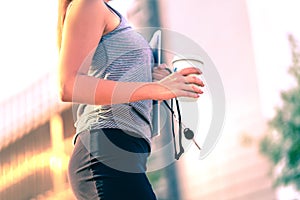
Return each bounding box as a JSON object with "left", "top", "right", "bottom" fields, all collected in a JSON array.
[{"left": 172, "top": 55, "right": 204, "bottom": 102}]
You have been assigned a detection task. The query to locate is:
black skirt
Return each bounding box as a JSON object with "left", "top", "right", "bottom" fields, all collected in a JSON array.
[{"left": 68, "top": 128, "right": 157, "bottom": 200}]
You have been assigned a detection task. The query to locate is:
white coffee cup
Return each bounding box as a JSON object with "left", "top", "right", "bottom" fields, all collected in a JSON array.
[{"left": 172, "top": 55, "right": 204, "bottom": 102}]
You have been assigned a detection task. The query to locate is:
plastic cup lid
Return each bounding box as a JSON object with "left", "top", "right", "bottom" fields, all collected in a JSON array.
[{"left": 172, "top": 54, "right": 204, "bottom": 65}]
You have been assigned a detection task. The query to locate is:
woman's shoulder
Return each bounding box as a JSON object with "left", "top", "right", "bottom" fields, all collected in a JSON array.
[
  {"left": 68, "top": 0, "right": 107, "bottom": 15},
  {"left": 64, "top": 0, "right": 108, "bottom": 27},
  {"left": 71, "top": 0, "right": 105, "bottom": 6}
]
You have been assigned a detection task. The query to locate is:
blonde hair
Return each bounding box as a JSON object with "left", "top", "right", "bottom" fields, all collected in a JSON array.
[{"left": 57, "top": 0, "right": 73, "bottom": 50}]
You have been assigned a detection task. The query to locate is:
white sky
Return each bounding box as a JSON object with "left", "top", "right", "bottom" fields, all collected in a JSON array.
[
  {"left": 0, "top": 0, "right": 59, "bottom": 103},
  {"left": 246, "top": 0, "right": 300, "bottom": 119}
]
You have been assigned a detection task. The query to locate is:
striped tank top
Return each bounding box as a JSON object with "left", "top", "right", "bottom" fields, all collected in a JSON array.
[{"left": 73, "top": 4, "right": 154, "bottom": 144}]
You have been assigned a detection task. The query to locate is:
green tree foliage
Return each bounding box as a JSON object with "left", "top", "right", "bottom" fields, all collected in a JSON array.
[{"left": 260, "top": 35, "right": 300, "bottom": 190}]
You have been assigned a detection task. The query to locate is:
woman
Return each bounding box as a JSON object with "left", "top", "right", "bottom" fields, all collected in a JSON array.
[{"left": 57, "top": 0, "right": 204, "bottom": 199}]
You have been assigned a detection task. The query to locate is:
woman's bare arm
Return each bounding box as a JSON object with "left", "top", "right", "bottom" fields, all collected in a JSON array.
[{"left": 58, "top": 0, "right": 203, "bottom": 105}]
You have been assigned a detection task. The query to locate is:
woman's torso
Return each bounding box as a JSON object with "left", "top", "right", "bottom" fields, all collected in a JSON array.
[{"left": 73, "top": 3, "right": 154, "bottom": 144}]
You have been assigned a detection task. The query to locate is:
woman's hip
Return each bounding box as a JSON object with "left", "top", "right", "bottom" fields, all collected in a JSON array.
[{"left": 68, "top": 128, "right": 156, "bottom": 200}]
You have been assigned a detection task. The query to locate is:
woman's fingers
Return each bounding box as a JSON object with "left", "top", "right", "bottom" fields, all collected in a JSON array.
[
  {"left": 156, "top": 67, "right": 205, "bottom": 100},
  {"left": 164, "top": 74, "right": 203, "bottom": 93},
  {"left": 176, "top": 88, "right": 201, "bottom": 98},
  {"left": 178, "top": 67, "right": 202, "bottom": 76},
  {"left": 180, "top": 82, "right": 203, "bottom": 94},
  {"left": 155, "top": 64, "right": 172, "bottom": 72},
  {"left": 184, "top": 75, "right": 205, "bottom": 87},
  {"left": 153, "top": 64, "right": 201, "bottom": 83},
  {"left": 156, "top": 63, "right": 167, "bottom": 69},
  {"left": 152, "top": 64, "right": 172, "bottom": 81},
  {"left": 152, "top": 71, "right": 165, "bottom": 81}
]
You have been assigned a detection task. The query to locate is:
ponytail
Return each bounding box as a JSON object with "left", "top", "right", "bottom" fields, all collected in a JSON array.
[{"left": 57, "top": 0, "right": 73, "bottom": 50}]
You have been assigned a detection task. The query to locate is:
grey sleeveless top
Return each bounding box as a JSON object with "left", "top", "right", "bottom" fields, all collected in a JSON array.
[{"left": 73, "top": 4, "right": 154, "bottom": 144}]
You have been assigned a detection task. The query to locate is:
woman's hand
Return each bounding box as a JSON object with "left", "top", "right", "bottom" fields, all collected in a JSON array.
[
  {"left": 151, "top": 67, "right": 205, "bottom": 101},
  {"left": 152, "top": 64, "right": 173, "bottom": 82}
]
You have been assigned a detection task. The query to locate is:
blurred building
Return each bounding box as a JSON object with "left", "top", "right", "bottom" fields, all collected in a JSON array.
[
  {"left": 0, "top": 0, "right": 279, "bottom": 200},
  {"left": 0, "top": 73, "right": 76, "bottom": 199},
  {"left": 156, "top": 0, "right": 277, "bottom": 199}
]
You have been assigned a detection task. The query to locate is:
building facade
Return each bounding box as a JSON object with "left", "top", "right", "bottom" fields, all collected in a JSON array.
[{"left": 157, "top": 0, "right": 276, "bottom": 199}]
